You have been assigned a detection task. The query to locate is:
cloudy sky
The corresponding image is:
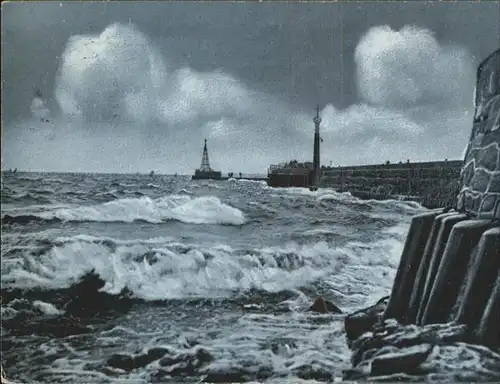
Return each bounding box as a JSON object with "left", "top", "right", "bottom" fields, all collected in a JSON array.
[{"left": 2, "top": 1, "right": 500, "bottom": 173}]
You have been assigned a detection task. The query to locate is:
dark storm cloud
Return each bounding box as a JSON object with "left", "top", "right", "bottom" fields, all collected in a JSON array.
[{"left": 2, "top": 1, "right": 500, "bottom": 173}]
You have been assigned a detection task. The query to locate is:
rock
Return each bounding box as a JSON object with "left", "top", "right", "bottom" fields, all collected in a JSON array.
[
  {"left": 154, "top": 346, "right": 214, "bottom": 378},
  {"left": 203, "top": 367, "right": 273, "bottom": 383},
  {"left": 343, "top": 367, "right": 369, "bottom": 381},
  {"left": 61, "top": 270, "right": 136, "bottom": 317},
  {"left": 369, "top": 373, "right": 424, "bottom": 382},
  {"left": 345, "top": 296, "right": 389, "bottom": 343},
  {"left": 361, "top": 346, "right": 399, "bottom": 365},
  {"left": 106, "top": 354, "right": 135, "bottom": 371},
  {"left": 134, "top": 347, "right": 171, "bottom": 368},
  {"left": 370, "top": 343, "right": 434, "bottom": 376},
  {"left": 294, "top": 365, "right": 333, "bottom": 381},
  {"left": 106, "top": 347, "right": 170, "bottom": 371},
  {"left": 308, "top": 296, "right": 342, "bottom": 314},
  {"left": 350, "top": 321, "right": 467, "bottom": 368},
  {"left": 203, "top": 370, "right": 249, "bottom": 383},
  {"left": 159, "top": 346, "right": 213, "bottom": 368},
  {"left": 351, "top": 333, "right": 386, "bottom": 367},
  {"left": 3, "top": 315, "right": 92, "bottom": 338}
]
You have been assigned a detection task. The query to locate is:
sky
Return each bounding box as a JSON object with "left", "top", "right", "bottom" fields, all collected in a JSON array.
[{"left": 2, "top": 1, "right": 500, "bottom": 174}]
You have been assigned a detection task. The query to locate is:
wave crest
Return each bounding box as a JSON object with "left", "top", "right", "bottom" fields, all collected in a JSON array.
[
  {"left": 1, "top": 235, "right": 349, "bottom": 300},
  {"left": 2, "top": 195, "right": 246, "bottom": 225}
]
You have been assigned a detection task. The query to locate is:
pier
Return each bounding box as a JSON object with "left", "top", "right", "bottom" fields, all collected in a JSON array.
[
  {"left": 320, "top": 160, "right": 463, "bottom": 209},
  {"left": 266, "top": 104, "right": 463, "bottom": 208}
]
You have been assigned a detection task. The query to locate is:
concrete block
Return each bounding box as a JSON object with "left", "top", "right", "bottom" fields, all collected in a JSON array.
[
  {"left": 453, "top": 227, "right": 500, "bottom": 330},
  {"left": 475, "top": 268, "right": 500, "bottom": 348},
  {"left": 480, "top": 194, "right": 497, "bottom": 212},
  {"left": 415, "top": 213, "right": 468, "bottom": 324},
  {"left": 420, "top": 220, "right": 494, "bottom": 326},
  {"left": 383, "top": 210, "right": 442, "bottom": 322},
  {"left": 405, "top": 212, "right": 460, "bottom": 324}
]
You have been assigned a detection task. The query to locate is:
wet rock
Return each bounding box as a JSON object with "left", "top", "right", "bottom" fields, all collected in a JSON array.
[
  {"left": 308, "top": 296, "right": 342, "bottom": 314},
  {"left": 360, "top": 346, "right": 399, "bottom": 364},
  {"left": 202, "top": 370, "right": 249, "bottom": 383},
  {"left": 203, "top": 367, "right": 273, "bottom": 383},
  {"left": 343, "top": 366, "right": 369, "bottom": 381},
  {"left": 135, "top": 348, "right": 171, "bottom": 368},
  {"left": 154, "top": 346, "right": 214, "bottom": 378},
  {"left": 64, "top": 271, "right": 135, "bottom": 316},
  {"left": 344, "top": 296, "right": 389, "bottom": 343},
  {"left": 350, "top": 321, "right": 467, "bottom": 368},
  {"left": 106, "top": 347, "right": 170, "bottom": 371},
  {"left": 106, "top": 354, "right": 135, "bottom": 371},
  {"left": 369, "top": 373, "right": 424, "bottom": 382},
  {"left": 3, "top": 315, "right": 92, "bottom": 338},
  {"left": 159, "top": 346, "right": 212, "bottom": 367},
  {"left": 370, "top": 343, "right": 434, "bottom": 376},
  {"left": 294, "top": 365, "right": 333, "bottom": 381}
]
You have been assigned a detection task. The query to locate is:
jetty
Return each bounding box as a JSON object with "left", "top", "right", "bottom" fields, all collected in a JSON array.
[
  {"left": 267, "top": 106, "right": 463, "bottom": 208},
  {"left": 321, "top": 160, "right": 462, "bottom": 209},
  {"left": 340, "top": 48, "right": 500, "bottom": 381}
]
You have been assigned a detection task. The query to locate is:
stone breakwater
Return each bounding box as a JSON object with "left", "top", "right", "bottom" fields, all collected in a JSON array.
[
  {"left": 341, "top": 49, "right": 500, "bottom": 381},
  {"left": 320, "top": 161, "right": 462, "bottom": 209}
]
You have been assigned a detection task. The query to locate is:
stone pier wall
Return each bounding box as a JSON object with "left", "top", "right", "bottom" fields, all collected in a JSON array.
[
  {"left": 319, "top": 161, "right": 462, "bottom": 209},
  {"left": 342, "top": 49, "right": 500, "bottom": 381}
]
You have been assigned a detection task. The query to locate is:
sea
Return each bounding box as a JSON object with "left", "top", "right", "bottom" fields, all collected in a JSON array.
[{"left": 0, "top": 172, "right": 430, "bottom": 383}]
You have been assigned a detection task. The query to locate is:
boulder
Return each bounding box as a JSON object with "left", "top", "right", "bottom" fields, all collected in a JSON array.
[
  {"left": 370, "top": 343, "right": 434, "bottom": 376},
  {"left": 106, "top": 347, "right": 170, "bottom": 371},
  {"left": 308, "top": 296, "right": 342, "bottom": 314},
  {"left": 345, "top": 296, "right": 389, "bottom": 343}
]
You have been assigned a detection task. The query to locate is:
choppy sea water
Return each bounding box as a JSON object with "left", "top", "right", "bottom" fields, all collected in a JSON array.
[{"left": 1, "top": 172, "right": 430, "bottom": 383}]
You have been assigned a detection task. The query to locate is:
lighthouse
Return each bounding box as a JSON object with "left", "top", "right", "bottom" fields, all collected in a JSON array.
[
  {"left": 192, "top": 139, "right": 223, "bottom": 180},
  {"left": 312, "top": 105, "right": 322, "bottom": 188}
]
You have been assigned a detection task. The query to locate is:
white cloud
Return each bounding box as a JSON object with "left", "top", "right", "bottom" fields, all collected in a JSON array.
[
  {"left": 354, "top": 25, "right": 475, "bottom": 110},
  {"left": 55, "top": 23, "right": 168, "bottom": 123},
  {"left": 5, "top": 22, "right": 477, "bottom": 173},
  {"left": 319, "top": 103, "right": 424, "bottom": 139}
]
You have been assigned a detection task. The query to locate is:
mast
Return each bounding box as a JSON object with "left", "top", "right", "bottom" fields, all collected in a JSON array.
[
  {"left": 199, "top": 138, "right": 212, "bottom": 172},
  {"left": 313, "top": 105, "right": 322, "bottom": 185}
]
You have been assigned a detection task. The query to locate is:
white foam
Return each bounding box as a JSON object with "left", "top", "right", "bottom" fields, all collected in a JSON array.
[
  {"left": 21, "top": 195, "right": 246, "bottom": 225},
  {"left": 234, "top": 179, "right": 268, "bottom": 186},
  {"left": 266, "top": 186, "right": 423, "bottom": 213},
  {"left": 1, "top": 232, "right": 404, "bottom": 304},
  {"left": 302, "top": 228, "right": 338, "bottom": 236},
  {"left": 33, "top": 300, "right": 64, "bottom": 315}
]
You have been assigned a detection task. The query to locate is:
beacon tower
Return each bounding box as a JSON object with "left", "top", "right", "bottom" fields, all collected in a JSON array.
[
  {"left": 192, "top": 139, "right": 222, "bottom": 180},
  {"left": 312, "top": 105, "right": 322, "bottom": 186}
]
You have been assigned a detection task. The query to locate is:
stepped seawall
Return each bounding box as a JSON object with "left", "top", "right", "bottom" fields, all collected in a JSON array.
[{"left": 341, "top": 49, "right": 500, "bottom": 381}]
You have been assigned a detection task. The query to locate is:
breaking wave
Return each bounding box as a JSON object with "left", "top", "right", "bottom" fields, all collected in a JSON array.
[
  {"left": 1, "top": 232, "right": 404, "bottom": 302},
  {"left": 1, "top": 195, "right": 246, "bottom": 226}
]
